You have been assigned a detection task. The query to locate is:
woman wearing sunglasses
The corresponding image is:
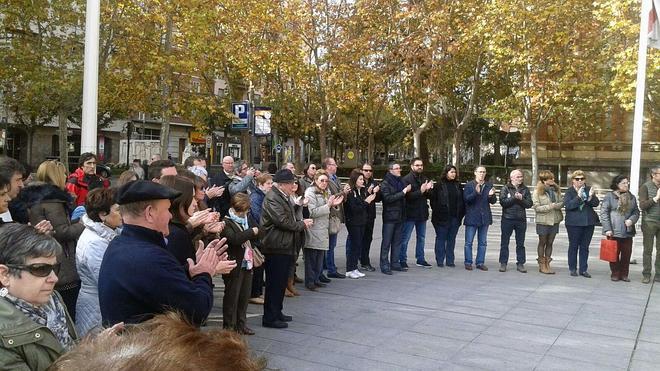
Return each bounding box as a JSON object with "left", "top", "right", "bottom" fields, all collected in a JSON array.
[
  {"left": 12, "top": 160, "right": 85, "bottom": 320},
  {"left": 564, "top": 170, "right": 600, "bottom": 277},
  {"left": 0, "top": 223, "right": 78, "bottom": 370}
]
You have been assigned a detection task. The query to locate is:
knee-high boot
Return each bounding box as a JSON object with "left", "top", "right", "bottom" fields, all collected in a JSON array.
[{"left": 545, "top": 257, "right": 555, "bottom": 274}]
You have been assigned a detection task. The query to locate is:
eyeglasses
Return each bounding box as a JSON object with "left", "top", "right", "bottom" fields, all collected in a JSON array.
[
  {"left": 362, "top": 169, "right": 372, "bottom": 172},
  {"left": 573, "top": 177, "right": 585, "bottom": 181},
  {"left": 6, "top": 263, "right": 60, "bottom": 277}
]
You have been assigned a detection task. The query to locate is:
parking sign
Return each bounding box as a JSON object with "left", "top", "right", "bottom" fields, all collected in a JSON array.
[{"left": 231, "top": 102, "right": 250, "bottom": 130}]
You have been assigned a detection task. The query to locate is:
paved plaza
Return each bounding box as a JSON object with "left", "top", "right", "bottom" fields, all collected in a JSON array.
[{"left": 208, "top": 212, "right": 660, "bottom": 370}]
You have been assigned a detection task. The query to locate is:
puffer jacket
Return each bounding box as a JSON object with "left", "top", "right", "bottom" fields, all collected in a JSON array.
[
  {"left": 532, "top": 186, "right": 564, "bottom": 226},
  {"left": 75, "top": 214, "right": 118, "bottom": 337},
  {"left": 0, "top": 292, "right": 77, "bottom": 371},
  {"left": 564, "top": 186, "right": 600, "bottom": 226},
  {"left": 304, "top": 186, "right": 331, "bottom": 250},
  {"left": 12, "top": 182, "right": 84, "bottom": 290},
  {"left": 600, "top": 191, "right": 640, "bottom": 238},
  {"left": 260, "top": 186, "right": 306, "bottom": 255},
  {"left": 499, "top": 183, "right": 533, "bottom": 221},
  {"left": 380, "top": 173, "right": 406, "bottom": 223}
]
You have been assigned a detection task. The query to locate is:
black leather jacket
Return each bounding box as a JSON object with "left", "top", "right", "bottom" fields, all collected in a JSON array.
[{"left": 499, "top": 183, "right": 533, "bottom": 221}]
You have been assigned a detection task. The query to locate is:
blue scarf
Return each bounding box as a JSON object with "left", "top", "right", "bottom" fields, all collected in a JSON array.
[{"left": 228, "top": 209, "right": 248, "bottom": 230}]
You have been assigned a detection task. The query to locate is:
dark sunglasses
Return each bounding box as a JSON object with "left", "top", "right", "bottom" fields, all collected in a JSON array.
[
  {"left": 574, "top": 177, "right": 585, "bottom": 181},
  {"left": 6, "top": 263, "right": 60, "bottom": 277},
  {"left": 362, "top": 169, "right": 373, "bottom": 172}
]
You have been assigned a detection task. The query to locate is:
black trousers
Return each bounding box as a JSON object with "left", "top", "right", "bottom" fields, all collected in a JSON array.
[
  {"left": 263, "top": 254, "right": 292, "bottom": 323},
  {"left": 347, "top": 224, "right": 365, "bottom": 271},
  {"left": 360, "top": 218, "right": 375, "bottom": 266},
  {"left": 222, "top": 268, "right": 253, "bottom": 330},
  {"left": 250, "top": 266, "right": 264, "bottom": 298}
]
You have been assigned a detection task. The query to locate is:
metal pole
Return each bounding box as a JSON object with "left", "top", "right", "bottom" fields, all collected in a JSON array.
[
  {"left": 81, "top": 0, "right": 100, "bottom": 154},
  {"left": 630, "top": 0, "right": 651, "bottom": 196}
]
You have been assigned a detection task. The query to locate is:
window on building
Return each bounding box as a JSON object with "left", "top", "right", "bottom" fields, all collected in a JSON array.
[{"left": 141, "top": 128, "right": 161, "bottom": 140}]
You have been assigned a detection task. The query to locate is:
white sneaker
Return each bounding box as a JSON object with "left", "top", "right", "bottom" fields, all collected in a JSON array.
[
  {"left": 347, "top": 270, "right": 360, "bottom": 279},
  {"left": 355, "top": 270, "right": 366, "bottom": 278}
]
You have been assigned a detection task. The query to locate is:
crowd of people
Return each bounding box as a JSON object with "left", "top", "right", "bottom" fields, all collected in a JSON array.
[{"left": 0, "top": 151, "right": 659, "bottom": 370}]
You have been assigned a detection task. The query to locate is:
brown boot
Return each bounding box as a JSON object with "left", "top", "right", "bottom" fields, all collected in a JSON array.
[
  {"left": 287, "top": 278, "right": 300, "bottom": 296},
  {"left": 545, "top": 257, "right": 555, "bottom": 274},
  {"left": 537, "top": 257, "right": 544, "bottom": 273}
]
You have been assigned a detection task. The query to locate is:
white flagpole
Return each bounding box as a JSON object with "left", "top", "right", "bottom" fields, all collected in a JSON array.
[
  {"left": 80, "top": 0, "right": 101, "bottom": 154},
  {"left": 630, "top": 0, "right": 652, "bottom": 196}
]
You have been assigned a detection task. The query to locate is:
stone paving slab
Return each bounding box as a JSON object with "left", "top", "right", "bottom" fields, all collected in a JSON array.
[{"left": 206, "top": 216, "right": 660, "bottom": 370}]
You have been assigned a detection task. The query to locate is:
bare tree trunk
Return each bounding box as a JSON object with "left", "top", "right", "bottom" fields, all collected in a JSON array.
[
  {"left": 319, "top": 124, "right": 327, "bottom": 159},
  {"left": 451, "top": 129, "right": 463, "bottom": 168},
  {"left": 367, "top": 131, "right": 374, "bottom": 164},
  {"left": 530, "top": 124, "right": 538, "bottom": 184},
  {"left": 241, "top": 131, "right": 250, "bottom": 161},
  {"left": 58, "top": 110, "right": 69, "bottom": 170},
  {"left": 293, "top": 135, "right": 302, "bottom": 169},
  {"left": 26, "top": 129, "right": 34, "bottom": 166},
  {"left": 159, "top": 14, "right": 173, "bottom": 159}
]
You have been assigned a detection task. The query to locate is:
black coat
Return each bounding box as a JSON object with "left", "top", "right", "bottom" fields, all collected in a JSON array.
[
  {"left": 380, "top": 173, "right": 406, "bottom": 223},
  {"left": 402, "top": 171, "right": 430, "bottom": 221},
  {"left": 344, "top": 188, "right": 370, "bottom": 226},
  {"left": 207, "top": 171, "right": 233, "bottom": 217},
  {"left": 364, "top": 178, "right": 381, "bottom": 220},
  {"left": 499, "top": 183, "right": 533, "bottom": 221},
  {"left": 165, "top": 221, "right": 196, "bottom": 269},
  {"left": 430, "top": 180, "right": 465, "bottom": 225}
]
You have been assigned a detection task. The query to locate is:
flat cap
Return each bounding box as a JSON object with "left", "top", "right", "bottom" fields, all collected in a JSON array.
[
  {"left": 116, "top": 180, "right": 182, "bottom": 205},
  {"left": 273, "top": 169, "right": 295, "bottom": 183}
]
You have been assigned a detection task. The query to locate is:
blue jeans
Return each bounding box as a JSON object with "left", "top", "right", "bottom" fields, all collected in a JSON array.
[
  {"left": 400, "top": 220, "right": 427, "bottom": 264},
  {"left": 464, "top": 225, "right": 489, "bottom": 266},
  {"left": 380, "top": 222, "right": 403, "bottom": 271},
  {"left": 499, "top": 218, "right": 527, "bottom": 265},
  {"left": 566, "top": 225, "right": 594, "bottom": 273},
  {"left": 433, "top": 217, "right": 460, "bottom": 266},
  {"left": 325, "top": 233, "right": 338, "bottom": 274}
]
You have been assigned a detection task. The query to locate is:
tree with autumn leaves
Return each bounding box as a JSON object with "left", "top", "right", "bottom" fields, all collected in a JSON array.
[{"left": 1, "top": 0, "right": 657, "bottom": 171}]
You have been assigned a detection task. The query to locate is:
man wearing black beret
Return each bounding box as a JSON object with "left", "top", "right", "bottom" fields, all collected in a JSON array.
[
  {"left": 98, "top": 180, "right": 228, "bottom": 326},
  {"left": 260, "top": 169, "right": 313, "bottom": 328}
]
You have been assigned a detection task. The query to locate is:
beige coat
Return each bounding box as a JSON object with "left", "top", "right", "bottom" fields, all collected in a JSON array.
[
  {"left": 532, "top": 187, "right": 564, "bottom": 226},
  {"left": 304, "top": 187, "right": 332, "bottom": 250}
]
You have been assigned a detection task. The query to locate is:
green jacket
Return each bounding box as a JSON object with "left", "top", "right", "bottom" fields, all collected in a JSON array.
[{"left": 0, "top": 293, "right": 77, "bottom": 371}]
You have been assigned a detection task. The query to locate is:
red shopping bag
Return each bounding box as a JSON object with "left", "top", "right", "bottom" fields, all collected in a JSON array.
[{"left": 599, "top": 237, "right": 618, "bottom": 263}]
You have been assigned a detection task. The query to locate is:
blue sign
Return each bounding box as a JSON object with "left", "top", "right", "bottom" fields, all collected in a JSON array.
[
  {"left": 275, "top": 144, "right": 282, "bottom": 153},
  {"left": 231, "top": 102, "right": 249, "bottom": 130}
]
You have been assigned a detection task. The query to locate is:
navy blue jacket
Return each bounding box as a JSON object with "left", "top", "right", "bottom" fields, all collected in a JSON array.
[
  {"left": 564, "top": 186, "right": 600, "bottom": 226},
  {"left": 98, "top": 224, "right": 214, "bottom": 326},
  {"left": 463, "top": 181, "right": 497, "bottom": 226}
]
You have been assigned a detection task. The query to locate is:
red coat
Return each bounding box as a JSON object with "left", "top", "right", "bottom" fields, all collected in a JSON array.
[{"left": 66, "top": 167, "right": 110, "bottom": 206}]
